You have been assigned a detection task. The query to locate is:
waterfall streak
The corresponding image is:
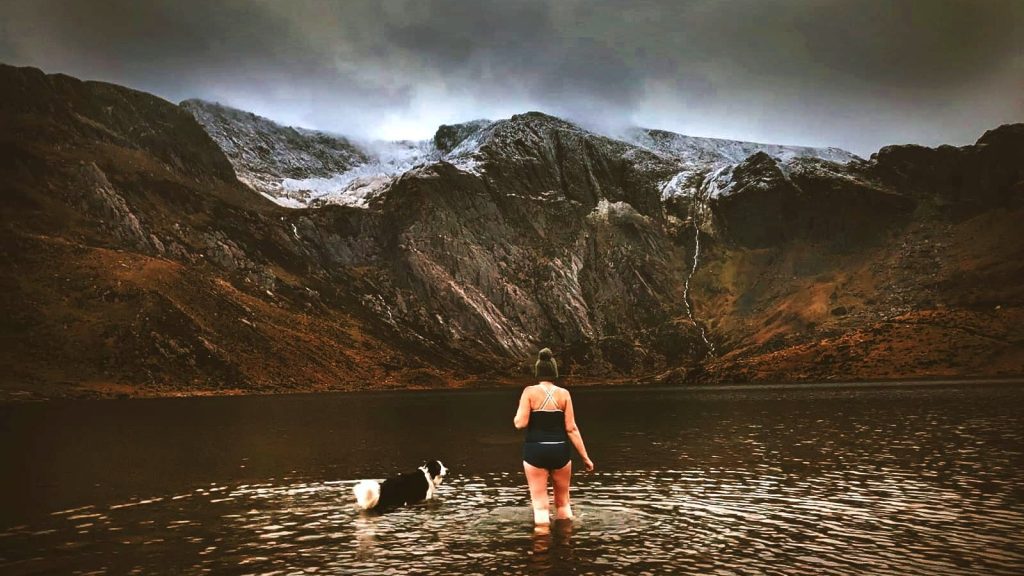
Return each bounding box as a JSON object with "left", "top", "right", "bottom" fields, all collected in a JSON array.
[
  {"left": 680, "top": 181, "right": 716, "bottom": 358},
  {"left": 683, "top": 224, "right": 716, "bottom": 357}
]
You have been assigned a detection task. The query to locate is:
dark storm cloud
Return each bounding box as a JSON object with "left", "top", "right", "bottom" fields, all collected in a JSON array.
[
  {"left": 3, "top": 1, "right": 309, "bottom": 94},
  {"left": 380, "top": 1, "right": 648, "bottom": 109},
  {"left": 1, "top": 0, "right": 1021, "bottom": 155},
  {"left": 0, "top": 0, "right": 421, "bottom": 130}
]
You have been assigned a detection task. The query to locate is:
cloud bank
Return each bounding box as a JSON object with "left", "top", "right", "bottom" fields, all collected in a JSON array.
[{"left": 2, "top": 0, "right": 1021, "bottom": 155}]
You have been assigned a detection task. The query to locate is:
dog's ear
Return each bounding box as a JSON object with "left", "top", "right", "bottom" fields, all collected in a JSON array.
[{"left": 427, "top": 460, "right": 443, "bottom": 476}]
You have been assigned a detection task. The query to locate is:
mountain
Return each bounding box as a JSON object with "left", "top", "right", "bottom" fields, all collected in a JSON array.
[{"left": 1, "top": 64, "right": 1022, "bottom": 400}]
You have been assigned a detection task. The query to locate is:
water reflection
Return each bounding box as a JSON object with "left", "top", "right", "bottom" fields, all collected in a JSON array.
[
  {"left": 354, "top": 514, "right": 377, "bottom": 560},
  {"left": 530, "top": 520, "right": 574, "bottom": 571}
]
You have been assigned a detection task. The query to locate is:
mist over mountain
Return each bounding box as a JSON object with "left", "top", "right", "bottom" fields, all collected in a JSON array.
[{"left": 1, "top": 64, "right": 1022, "bottom": 399}]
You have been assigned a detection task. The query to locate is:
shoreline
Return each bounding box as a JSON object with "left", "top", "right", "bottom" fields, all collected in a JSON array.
[{"left": 3, "top": 374, "right": 1023, "bottom": 405}]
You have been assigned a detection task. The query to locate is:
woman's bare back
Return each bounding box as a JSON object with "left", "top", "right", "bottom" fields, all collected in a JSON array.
[{"left": 527, "top": 383, "right": 567, "bottom": 411}]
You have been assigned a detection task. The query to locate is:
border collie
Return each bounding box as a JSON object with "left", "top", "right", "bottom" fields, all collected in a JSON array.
[{"left": 353, "top": 460, "right": 447, "bottom": 511}]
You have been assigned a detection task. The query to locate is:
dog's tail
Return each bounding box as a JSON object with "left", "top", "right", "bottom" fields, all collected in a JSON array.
[{"left": 353, "top": 480, "right": 381, "bottom": 510}]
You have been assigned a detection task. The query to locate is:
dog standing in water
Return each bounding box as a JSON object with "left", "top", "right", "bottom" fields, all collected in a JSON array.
[{"left": 353, "top": 460, "right": 448, "bottom": 511}]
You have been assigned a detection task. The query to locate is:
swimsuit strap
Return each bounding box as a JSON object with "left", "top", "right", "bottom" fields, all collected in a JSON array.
[{"left": 536, "top": 385, "right": 557, "bottom": 411}]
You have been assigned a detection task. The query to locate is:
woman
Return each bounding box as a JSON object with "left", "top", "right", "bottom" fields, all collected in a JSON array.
[{"left": 513, "top": 348, "right": 595, "bottom": 526}]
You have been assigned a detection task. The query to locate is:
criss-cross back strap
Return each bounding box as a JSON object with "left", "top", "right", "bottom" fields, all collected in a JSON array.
[{"left": 536, "top": 386, "right": 557, "bottom": 411}]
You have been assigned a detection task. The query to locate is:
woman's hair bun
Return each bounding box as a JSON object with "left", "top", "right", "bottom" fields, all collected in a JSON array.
[{"left": 534, "top": 347, "right": 558, "bottom": 379}]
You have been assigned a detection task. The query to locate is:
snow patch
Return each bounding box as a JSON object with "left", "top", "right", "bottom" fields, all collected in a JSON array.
[
  {"left": 269, "top": 135, "right": 492, "bottom": 207},
  {"left": 281, "top": 140, "right": 436, "bottom": 207}
]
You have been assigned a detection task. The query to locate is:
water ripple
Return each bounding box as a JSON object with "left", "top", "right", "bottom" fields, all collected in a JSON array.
[
  {"left": 1, "top": 384, "right": 1022, "bottom": 574},
  {"left": 0, "top": 464, "right": 1020, "bottom": 575}
]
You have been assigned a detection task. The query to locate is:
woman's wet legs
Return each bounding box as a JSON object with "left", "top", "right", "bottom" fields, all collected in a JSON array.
[
  {"left": 523, "top": 461, "right": 551, "bottom": 525},
  {"left": 552, "top": 461, "right": 573, "bottom": 520}
]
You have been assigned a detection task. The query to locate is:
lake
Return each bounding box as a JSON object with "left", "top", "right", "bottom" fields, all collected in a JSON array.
[{"left": 1, "top": 381, "right": 1022, "bottom": 574}]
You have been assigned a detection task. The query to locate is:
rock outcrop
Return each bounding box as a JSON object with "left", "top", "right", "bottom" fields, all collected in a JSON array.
[
  {"left": 870, "top": 124, "right": 1024, "bottom": 213},
  {"left": 710, "top": 153, "right": 916, "bottom": 249}
]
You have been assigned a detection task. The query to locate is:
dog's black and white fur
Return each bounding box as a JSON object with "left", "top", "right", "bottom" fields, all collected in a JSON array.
[{"left": 353, "top": 460, "right": 447, "bottom": 511}]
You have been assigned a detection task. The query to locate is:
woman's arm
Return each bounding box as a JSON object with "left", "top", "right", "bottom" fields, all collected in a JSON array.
[
  {"left": 563, "top": 392, "right": 594, "bottom": 471},
  {"left": 513, "top": 387, "right": 531, "bottom": 429}
]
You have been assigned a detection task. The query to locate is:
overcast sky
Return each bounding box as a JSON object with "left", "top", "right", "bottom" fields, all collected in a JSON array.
[{"left": 1, "top": 0, "right": 1021, "bottom": 156}]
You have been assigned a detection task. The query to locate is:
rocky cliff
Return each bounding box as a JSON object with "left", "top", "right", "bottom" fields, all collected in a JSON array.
[
  {"left": 1, "top": 64, "right": 1021, "bottom": 399},
  {"left": 179, "top": 100, "right": 370, "bottom": 206}
]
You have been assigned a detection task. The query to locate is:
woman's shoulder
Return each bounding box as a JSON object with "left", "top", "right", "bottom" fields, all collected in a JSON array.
[
  {"left": 523, "top": 384, "right": 544, "bottom": 396},
  {"left": 524, "top": 384, "right": 568, "bottom": 398}
]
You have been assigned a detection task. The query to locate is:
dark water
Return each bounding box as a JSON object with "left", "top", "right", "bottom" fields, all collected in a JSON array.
[{"left": 1, "top": 382, "right": 1022, "bottom": 575}]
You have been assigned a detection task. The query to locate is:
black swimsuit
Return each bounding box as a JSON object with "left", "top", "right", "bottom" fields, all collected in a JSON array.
[{"left": 522, "top": 386, "right": 571, "bottom": 470}]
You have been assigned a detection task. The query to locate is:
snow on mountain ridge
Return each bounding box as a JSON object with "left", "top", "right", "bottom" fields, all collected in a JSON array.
[
  {"left": 629, "top": 127, "right": 859, "bottom": 165},
  {"left": 183, "top": 100, "right": 503, "bottom": 207},
  {"left": 183, "top": 100, "right": 861, "bottom": 208},
  {"left": 628, "top": 127, "right": 861, "bottom": 200}
]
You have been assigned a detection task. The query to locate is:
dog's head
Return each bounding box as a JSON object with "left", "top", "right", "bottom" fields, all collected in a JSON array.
[{"left": 425, "top": 460, "right": 447, "bottom": 487}]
